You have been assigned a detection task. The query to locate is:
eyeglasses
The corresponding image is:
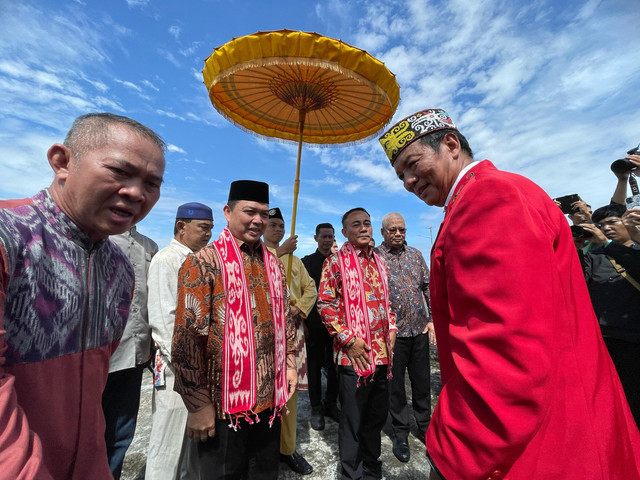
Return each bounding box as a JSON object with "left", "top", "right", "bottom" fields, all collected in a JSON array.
[{"left": 386, "top": 227, "right": 406, "bottom": 233}]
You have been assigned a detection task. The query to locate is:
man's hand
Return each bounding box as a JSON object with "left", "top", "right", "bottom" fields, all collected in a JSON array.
[
  {"left": 423, "top": 321, "right": 437, "bottom": 345},
  {"left": 627, "top": 154, "right": 640, "bottom": 174},
  {"left": 345, "top": 337, "right": 371, "bottom": 372},
  {"left": 580, "top": 223, "right": 608, "bottom": 245},
  {"left": 388, "top": 330, "right": 397, "bottom": 355},
  {"left": 289, "top": 304, "right": 301, "bottom": 317},
  {"left": 276, "top": 236, "right": 298, "bottom": 257},
  {"left": 187, "top": 404, "right": 216, "bottom": 442},
  {"left": 623, "top": 208, "right": 640, "bottom": 243},
  {"left": 286, "top": 367, "right": 298, "bottom": 397},
  {"left": 570, "top": 199, "right": 592, "bottom": 221}
]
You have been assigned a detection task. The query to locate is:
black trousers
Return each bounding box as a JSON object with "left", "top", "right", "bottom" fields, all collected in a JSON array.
[
  {"left": 306, "top": 326, "right": 339, "bottom": 408},
  {"left": 102, "top": 365, "right": 144, "bottom": 480},
  {"left": 604, "top": 337, "right": 640, "bottom": 429},
  {"left": 197, "top": 409, "right": 281, "bottom": 480},
  {"left": 338, "top": 365, "right": 389, "bottom": 480},
  {"left": 389, "top": 333, "right": 431, "bottom": 441}
]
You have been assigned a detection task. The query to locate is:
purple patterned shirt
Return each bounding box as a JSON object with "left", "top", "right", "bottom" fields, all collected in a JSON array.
[
  {"left": 1, "top": 189, "right": 134, "bottom": 365},
  {"left": 375, "top": 242, "right": 431, "bottom": 337}
]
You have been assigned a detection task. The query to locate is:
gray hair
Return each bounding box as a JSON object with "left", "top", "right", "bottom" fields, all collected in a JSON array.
[
  {"left": 381, "top": 212, "right": 404, "bottom": 229},
  {"left": 63, "top": 112, "right": 166, "bottom": 161}
]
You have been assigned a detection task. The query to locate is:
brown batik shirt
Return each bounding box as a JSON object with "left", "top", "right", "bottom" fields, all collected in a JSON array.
[{"left": 171, "top": 239, "right": 296, "bottom": 419}]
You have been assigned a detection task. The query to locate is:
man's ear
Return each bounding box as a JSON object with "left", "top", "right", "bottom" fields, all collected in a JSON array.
[
  {"left": 223, "top": 204, "right": 231, "bottom": 223},
  {"left": 47, "top": 144, "right": 73, "bottom": 180},
  {"left": 441, "top": 132, "right": 461, "bottom": 158},
  {"left": 175, "top": 220, "right": 185, "bottom": 235},
  {"left": 342, "top": 227, "right": 347, "bottom": 238}
]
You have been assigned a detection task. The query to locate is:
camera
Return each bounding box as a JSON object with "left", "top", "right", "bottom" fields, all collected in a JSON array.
[
  {"left": 570, "top": 225, "right": 591, "bottom": 239},
  {"left": 610, "top": 144, "right": 640, "bottom": 174}
]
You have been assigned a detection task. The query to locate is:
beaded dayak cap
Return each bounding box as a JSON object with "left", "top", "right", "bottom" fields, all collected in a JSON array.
[{"left": 379, "top": 108, "right": 457, "bottom": 165}]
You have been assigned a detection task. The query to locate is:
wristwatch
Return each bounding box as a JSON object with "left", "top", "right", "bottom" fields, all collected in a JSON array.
[{"left": 345, "top": 337, "right": 356, "bottom": 349}]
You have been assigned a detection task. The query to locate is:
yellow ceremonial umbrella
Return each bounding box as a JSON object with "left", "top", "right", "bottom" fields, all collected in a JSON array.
[{"left": 203, "top": 29, "right": 400, "bottom": 276}]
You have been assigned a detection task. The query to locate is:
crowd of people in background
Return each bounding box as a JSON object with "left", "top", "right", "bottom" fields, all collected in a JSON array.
[{"left": 1, "top": 110, "right": 640, "bottom": 480}]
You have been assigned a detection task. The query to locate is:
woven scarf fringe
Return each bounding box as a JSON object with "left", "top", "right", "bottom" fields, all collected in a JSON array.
[
  {"left": 269, "top": 404, "right": 288, "bottom": 427},
  {"left": 227, "top": 410, "right": 262, "bottom": 431}
]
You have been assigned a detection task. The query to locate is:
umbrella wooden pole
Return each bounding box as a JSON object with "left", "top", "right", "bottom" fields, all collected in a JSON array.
[{"left": 287, "top": 109, "right": 306, "bottom": 282}]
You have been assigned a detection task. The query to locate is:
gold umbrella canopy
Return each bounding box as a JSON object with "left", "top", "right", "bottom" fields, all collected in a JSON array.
[{"left": 202, "top": 29, "right": 400, "bottom": 146}]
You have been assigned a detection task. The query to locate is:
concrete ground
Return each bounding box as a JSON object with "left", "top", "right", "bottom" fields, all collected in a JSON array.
[{"left": 122, "top": 346, "right": 441, "bottom": 480}]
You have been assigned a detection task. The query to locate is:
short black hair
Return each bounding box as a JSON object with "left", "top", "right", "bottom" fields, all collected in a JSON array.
[
  {"left": 419, "top": 128, "right": 473, "bottom": 158},
  {"left": 342, "top": 207, "right": 370, "bottom": 227},
  {"left": 592, "top": 203, "right": 626, "bottom": 223},
  {"left": 315, "top": 222, "right": 335, "bottom": 234}
]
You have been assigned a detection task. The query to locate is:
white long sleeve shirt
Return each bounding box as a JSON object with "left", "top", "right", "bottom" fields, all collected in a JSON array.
[
  {"left": 108, "top": 226, "right": 158, "bottom": 372},
  {"left": 147, "top": 238, "right": 193, "bottom": 363}
]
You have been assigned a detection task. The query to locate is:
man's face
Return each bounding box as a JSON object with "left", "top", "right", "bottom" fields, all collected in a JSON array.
[
  {"left": 224, "top": 200, "right": 270, "bottom": 245},
  {"left": 53, "top": 124, "right": 165, "bottom": 242},
  {"left": 393, "top": 138, "right": 457, "bottom": 207},
  {"left": 264, "top": 218, "right": 285, "bottom": 245},
  {"left": 178, "top": 219, "right": 213, "bottom": 252},
  {"left": 569, "top": 208, "right": 592, "bottom": 225},
  {"left": 342, "top": 210, "right": 372, "bottom": 249},
  {"left": 314, "top": 227, "right": 335, "bottom": 253},
  {"left": 598, "top": 216, "right": 630, "bottom": 244},
  {"left": 381, "top": 216, "right": 406, "bottom": 249}
]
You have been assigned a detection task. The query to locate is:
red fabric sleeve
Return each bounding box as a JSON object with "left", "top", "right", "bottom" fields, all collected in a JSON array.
[{"left": 0, "top": 242, "right": 51, "bottom": 479}]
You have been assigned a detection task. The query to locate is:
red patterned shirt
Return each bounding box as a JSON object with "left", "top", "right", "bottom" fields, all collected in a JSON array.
[{"left": 317, "top": 245, "right": 396, "bottom": 366}]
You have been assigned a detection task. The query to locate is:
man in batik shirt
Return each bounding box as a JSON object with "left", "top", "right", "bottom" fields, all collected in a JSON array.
[
  {"left": 317, "top": 207, "right": 397, "bottom": 480},
  {"left": 172, "top": 180, "right": 297, "bottom": 480},
  {"left": 376, "top": 212, "right": 435, "bottom": 464}
]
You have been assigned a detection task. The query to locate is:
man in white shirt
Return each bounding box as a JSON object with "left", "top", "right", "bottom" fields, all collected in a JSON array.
[
  {"left": 103, "top": 226, "right": 158, "bottom": 479},
  {"left": 145, "top": 203, "right": 213, "bottom": 480}
]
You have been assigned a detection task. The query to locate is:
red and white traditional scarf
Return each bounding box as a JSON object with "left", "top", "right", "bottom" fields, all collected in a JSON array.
[
  {"left": 338, "top": 241, "right": 393, "bottom": 380},
  {"left": 212, "top": 227, "right": 289, "bottom": 426}
]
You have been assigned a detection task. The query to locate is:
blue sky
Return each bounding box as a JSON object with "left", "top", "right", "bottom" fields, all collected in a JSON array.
[{"left": 1, "top": 0, "right": 639, "bottom": 255}]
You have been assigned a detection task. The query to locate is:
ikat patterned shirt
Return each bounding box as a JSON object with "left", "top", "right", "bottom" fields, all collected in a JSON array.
[{"left": 317, "top": 245, "right": 396, "bottom": 367}]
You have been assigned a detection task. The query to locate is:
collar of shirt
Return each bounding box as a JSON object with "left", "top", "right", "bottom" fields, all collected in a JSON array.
[
  {"left": 40, "top": 188, "right": 104, "bottom": 251},
  {"left": 238, "top": 239, "right": 265, "bottom": 259},
  {"left": 169, "top": 237, "right": 195, "bottom": 255},
  {"left": 379, "top": 241, "right": 406, "bottom": 255},
  {"left": 444, "top": 160, "right": 480, "bottom": 209},
  {"left": 351, "top": 243, "right": 374, "bottom": 259}
]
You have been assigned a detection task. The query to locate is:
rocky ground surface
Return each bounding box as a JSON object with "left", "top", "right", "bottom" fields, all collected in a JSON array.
[{"left": 122, "top": 346, "right": 441, "bottom": 480}]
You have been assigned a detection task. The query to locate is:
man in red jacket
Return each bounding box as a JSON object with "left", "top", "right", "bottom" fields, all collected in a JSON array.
[{"left": 379, "top": 108, "right": 640, "bottom": 480}]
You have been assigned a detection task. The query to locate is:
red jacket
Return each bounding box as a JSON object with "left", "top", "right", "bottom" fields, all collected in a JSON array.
[{"left": 427, "top": 160, "right": 640, "bottom": 479}]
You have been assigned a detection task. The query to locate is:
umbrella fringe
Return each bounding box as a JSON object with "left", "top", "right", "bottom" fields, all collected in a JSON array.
[
  {"left": 209, "top": 56, "right": 385, "bottom": 96},
  {"left": 215, "top": 107, "right": 396, "bottom": 149}
]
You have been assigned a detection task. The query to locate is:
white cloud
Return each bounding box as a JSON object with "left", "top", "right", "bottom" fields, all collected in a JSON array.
[
  {"left": 156, "top": 109, "right": 185, "bottom": 121},
  {"left": 167, "top": 144, "right": 186, "bottom": 154},
  {"left": 169, "top": 25, "right": 181, "bottom": 39},
  {"left": 114, "top": 79, "right": 143, "bottom": 92},
  {"left": 125, "top": 0, "right": 149, "bottom": 6}
]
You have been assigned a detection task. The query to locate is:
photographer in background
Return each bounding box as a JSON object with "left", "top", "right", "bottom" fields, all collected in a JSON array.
[
  {"left": 611, "top": 145, "right": 640, "bottom": 207},
  {"left": 554, "top": 195, "right": 597, "bottom": 253},
  {"left": 580, "top": 203, "right": 640, "bottom": 429}
]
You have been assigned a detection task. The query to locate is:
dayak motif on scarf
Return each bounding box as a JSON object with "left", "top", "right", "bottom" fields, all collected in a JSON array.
[
  {"left": 338, "top": 241, "right": 393, "bottom": 380},
  {"left": 212, "top": 227, "right": 289, "bottom": 425}
]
